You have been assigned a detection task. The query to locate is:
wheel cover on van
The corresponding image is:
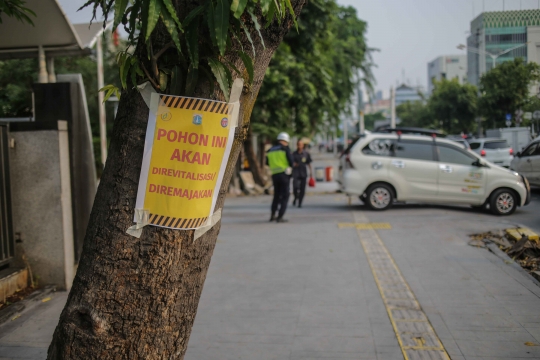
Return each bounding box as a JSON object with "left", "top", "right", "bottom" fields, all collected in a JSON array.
[
  {"left": 496, "top": 192, "right": 514, "bottom": 214},
  {"left": 370, "top": 187, "right": 391, "bottom": 209}
]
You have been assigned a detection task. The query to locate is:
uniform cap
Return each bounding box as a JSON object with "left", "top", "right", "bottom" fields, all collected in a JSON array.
[{"left": 277, "top": 132, "right": 290, "bottom": 143}]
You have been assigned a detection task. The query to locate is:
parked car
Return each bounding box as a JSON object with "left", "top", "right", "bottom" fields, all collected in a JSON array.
[
  {"left": 468, "top": 138, "right": 513, "bottom": 168},
  {"left": 339, "top": 133, "right": 530, "bottom": 215},
  {"left": 510, "top": 139, "right": 540, "bottom": 186},
  {"left": 447, "top": 137, "right": 470, "bottom": 150}
]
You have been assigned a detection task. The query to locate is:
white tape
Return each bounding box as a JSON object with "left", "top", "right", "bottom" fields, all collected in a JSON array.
[
  {"left": 126, "top": 208, "right": 150, "bottom": 238},
  {"left": 137, "top": 81, "right": 158, "bottom": 109},
  {"left": 193, "top": 209, "right": 222, "bottom": 241}
]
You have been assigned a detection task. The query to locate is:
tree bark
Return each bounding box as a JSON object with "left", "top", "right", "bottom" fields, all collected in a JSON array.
[
  {"left": 47, "top": 3, "right": 304, "bottom": 359},
  {"left": 243, "top": 126, "right": 266, "bottom": 186}
]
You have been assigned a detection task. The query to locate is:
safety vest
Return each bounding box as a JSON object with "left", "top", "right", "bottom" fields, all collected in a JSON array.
[{"left": 267, "top": 145, "right": 290, "bottom": 175}]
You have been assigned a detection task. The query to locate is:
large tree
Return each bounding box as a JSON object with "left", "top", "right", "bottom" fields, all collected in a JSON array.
[
  {"left": 430, "top": 78, "right": 477, "bottom": 134},
  {"left": 46, "top": 0, "right": 304, "bottom": 358},
  {"left": 245, "top": 0, "right": 374, "bottom": 184},
  {"left": 478, "top": 57, "right": 540, "bottom": 129}
]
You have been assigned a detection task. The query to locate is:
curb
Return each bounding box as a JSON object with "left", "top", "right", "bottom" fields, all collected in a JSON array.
[
  {"left": 0, "top": 285, "right": 57, "bottom": 325},
  {"left": 485, "top": 242, "right": 540, "bottom": 288}
]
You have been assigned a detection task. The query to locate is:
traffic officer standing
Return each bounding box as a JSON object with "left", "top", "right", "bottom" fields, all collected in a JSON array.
[{"left": 267, "top": 132, "right": 293, "bottom": 223}]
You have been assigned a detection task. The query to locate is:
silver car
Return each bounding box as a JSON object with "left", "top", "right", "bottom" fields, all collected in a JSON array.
[
  {"left": 510, "top": 140, "right": 540, "bottom": 186},
  {"left": 469, "top": 138, "right": 513, "bottom": 168}
]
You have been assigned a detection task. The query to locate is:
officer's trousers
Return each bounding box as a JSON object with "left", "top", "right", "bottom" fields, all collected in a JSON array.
[{"left": 271, "top": 172, "right": 290, "bottom": 218}]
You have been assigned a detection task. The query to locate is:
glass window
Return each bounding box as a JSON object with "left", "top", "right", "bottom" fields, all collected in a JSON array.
[
  {"left": 394, "top": 141, "right": 434, "bottom": 161},
  {"left": 362, "top": 139, "right": 394, "bottom": 156},
  {"left": 469, "top": 142, "right": 481, "bottom": 150},
  {"left": 484, "top": 141, "right": 508, "bottom": 149},
  {"left": 438, "top": 145, "right": 477, "bottom": 166},
  {"left": 522, "top": 143, "right": 538, "bottom": 156}
]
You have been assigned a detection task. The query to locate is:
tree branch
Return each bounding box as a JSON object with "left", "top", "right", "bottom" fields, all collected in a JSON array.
[{"left": 141, "top": 62, "right": 160, "bottom": 90}]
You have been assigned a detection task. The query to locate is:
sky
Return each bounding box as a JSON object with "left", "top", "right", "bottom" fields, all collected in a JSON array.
[{"left": 60, "top": 0, "right": 540, "bottom": 98}]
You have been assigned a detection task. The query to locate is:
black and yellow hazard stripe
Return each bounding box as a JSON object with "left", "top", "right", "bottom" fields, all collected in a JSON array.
[
  {"left": 159, "top": 95, "right": 230, "bottom": 114},
  {"left": 149, "top": 213, "right": 208, "bottom": 229}
]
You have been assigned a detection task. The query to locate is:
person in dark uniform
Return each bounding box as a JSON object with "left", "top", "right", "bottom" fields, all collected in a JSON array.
[
  {"left": 266, "top": 132, "right": 294, "bottom": 223},
  {"left": 292, "top": 140, "right": 313, "bottom": 208}
]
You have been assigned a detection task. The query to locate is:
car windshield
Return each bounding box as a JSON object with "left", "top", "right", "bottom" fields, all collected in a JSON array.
[{"left": 484, "top": 141, "right": 508, "bottom": 149}]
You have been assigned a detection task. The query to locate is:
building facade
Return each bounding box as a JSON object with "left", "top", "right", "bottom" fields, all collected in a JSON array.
[
  {"left": 395, "top": 84, "right": 424, "bottom": 106},
  {"left": 427, "top": 55, "right": 467, "bottom": 94},
  {"left": 467, "top": 9, "right": 540, "bottom": 86}
]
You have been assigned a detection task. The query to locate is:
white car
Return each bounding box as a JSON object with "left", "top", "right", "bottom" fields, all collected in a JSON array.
[
  {"left": 469, "top": 138, "right": 513, "bottom": 168},
  {"left": 340, "top": 133, "right": 531, "bottom": 215},
  {"left": 510, "top": 139, "right": 540, "bottom": 186}
]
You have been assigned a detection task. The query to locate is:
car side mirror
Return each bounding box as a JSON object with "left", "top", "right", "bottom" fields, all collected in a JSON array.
[
  {"left": 516, "top": 151, "right": 521, "bottom": 157},
  {"left": 472, "top": 159, "right": 484, "bottom": 167}
]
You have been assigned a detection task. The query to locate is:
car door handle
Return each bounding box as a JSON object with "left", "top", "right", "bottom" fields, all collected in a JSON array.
[
  {"left": 439, "top": 164, "right": 453, "bottom": 173},
  {"left": 391, "top": 160, "right": 405, "bottom": 168}
]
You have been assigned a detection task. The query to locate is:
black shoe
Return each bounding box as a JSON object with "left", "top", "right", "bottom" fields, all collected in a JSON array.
[
  {"left": 292, "top": 198, "right": 297, "bottom": 206},
  {"left": 269, "top": 215, "right": 276, "bottom": 222},
  {"left": 298, "top": 204, "right": 302, "bottom": 208},
  {"left": 276, "top": 217, "right": 288, "bottom": 223}
]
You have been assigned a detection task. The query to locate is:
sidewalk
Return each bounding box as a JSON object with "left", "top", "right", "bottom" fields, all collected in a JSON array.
[{"left": 1, "top": 194, "right": 540, "bottom": 359}]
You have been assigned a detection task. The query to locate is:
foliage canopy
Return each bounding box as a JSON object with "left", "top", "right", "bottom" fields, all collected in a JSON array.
[{"left": 250, "top": 0, "right": 375, "bottom": 138}]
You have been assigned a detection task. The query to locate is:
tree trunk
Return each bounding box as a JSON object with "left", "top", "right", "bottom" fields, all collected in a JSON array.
[
  {"left": 47, "top": 3, "right": 304, "bottom": 359},
  {"left": 243, "top": 126, "right": 266, "bottom": 186}
]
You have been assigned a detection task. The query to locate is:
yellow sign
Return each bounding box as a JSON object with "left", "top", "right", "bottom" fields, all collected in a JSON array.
[{"left": 134, "top": 93, "right": 237, "bottom": 229}]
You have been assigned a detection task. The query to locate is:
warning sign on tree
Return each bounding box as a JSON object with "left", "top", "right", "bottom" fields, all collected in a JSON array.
[{"left": 134, "top": 92, "right": 237, "bottom": 229}]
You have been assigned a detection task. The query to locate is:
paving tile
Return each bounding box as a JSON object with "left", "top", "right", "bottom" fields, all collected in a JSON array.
[{"left": 457, "top": 340, "right": 540, "bottom": 358}]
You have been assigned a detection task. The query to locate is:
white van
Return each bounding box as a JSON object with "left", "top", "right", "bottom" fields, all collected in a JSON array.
[{"left": 340, "top": 133, "right": 531, "bottom": 215}]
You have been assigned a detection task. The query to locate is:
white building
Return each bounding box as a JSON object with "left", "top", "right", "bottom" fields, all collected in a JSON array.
[{"left": 427, "top": 55, "right": 467, "bottom": 94}]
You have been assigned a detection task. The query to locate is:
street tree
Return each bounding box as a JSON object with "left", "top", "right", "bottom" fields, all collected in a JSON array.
[
  {"left": 46, "top": 0, "right": 304, "bottom": 358},
  {"left": 479, "top": 58, "right": 540, "bottom": 128},
  {"left": 430, "top": 78, "right": 478, "bottom": 134},
  {"left": 396, "top": 100, "right": 432, "bottom": 128},
  {"left": 246, "top": 0, "right": 374, "bottom": 184}
]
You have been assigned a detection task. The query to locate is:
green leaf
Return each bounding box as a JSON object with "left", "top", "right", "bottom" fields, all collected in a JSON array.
[
  {"left": 120, "top": 53, "right": 132, "bottom": 89},
  {"left": 113, "top": 0, "right": 129, "bottom": 30},
  {"left": 159, "top": 71, "right": 168, "bottom": 90},
  {"left": 230, "top": 0, "right": 248, "bottom": 19},
  {"left": 239, "top": 51, "right": 254, "bottom": 84},
  {"left": 206, "top": 2, "right": 217, "bottom": 48},
  {"left": 128, "top": 0, "right": 142, "bottom": 41},
  {"left": 225, "top": 60, "right": 241, "bottom": 77},
  {"left": 259, "top": 0, "right": 272, "bottom": 15},
  {"left": 99, "top": 85, "right": 121, "bottom": 102},
  {"left": 186, "top": 19, "right": 199, "bottom": 68},
  {"left": 239, "top": 20, "right": 256, "bottom": 56},
  {"left": 170, "top": 65, "right": 184, "bottom": 95},
  {"left": 145, "top": 0, "right": 162, "bottom": 42},
  {"left": 284, "top": 0, "right": 298, "bottom": 31},
  {"left": 161, "top": 10, "right": 182, "bottom": 52},
  {"left": 185, "top": 64, "right": 199, "bottom": 96},
  {"left": 208, "top": 58, "right": 232, "bottom": 101},
  {"left": 214, "top": 0, "right": 230, "bottom": 56},
  {"left": 183, "top": 5, "right": 205, "bottom": 27},
  {"left": 162, "top": 0, "right": 182, "bottom": 30},
  {"left": 247, "top": 9, "right": 265, "bottom": 48},
  {"left": 199, "top": 64, "right": 215, "bottom": 94}
]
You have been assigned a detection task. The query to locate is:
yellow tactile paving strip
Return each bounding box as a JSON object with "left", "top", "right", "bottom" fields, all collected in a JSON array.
[
  {"left": 338, "top": 222, "right": 392, "bottom": 230},
  {"left": 353, "top": 212, "right": 450, "bottom": 360}
]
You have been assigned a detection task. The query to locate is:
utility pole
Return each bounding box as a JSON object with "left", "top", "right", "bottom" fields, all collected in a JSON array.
[{"left": 390, "top": 86, "right": 396, "bottom": 128}]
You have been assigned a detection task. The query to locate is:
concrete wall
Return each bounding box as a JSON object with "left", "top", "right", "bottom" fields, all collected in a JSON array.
[{"left": 9, "top": 121, "right": 74, "bottom": 290}]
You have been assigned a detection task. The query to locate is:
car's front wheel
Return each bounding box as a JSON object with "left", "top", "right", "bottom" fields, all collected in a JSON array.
[
  {"left": 365, "top": 184, "right": 394, "bottom": 211},
  {"left": 489, "top": 188, "right": 518, "bottom": 216}
]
